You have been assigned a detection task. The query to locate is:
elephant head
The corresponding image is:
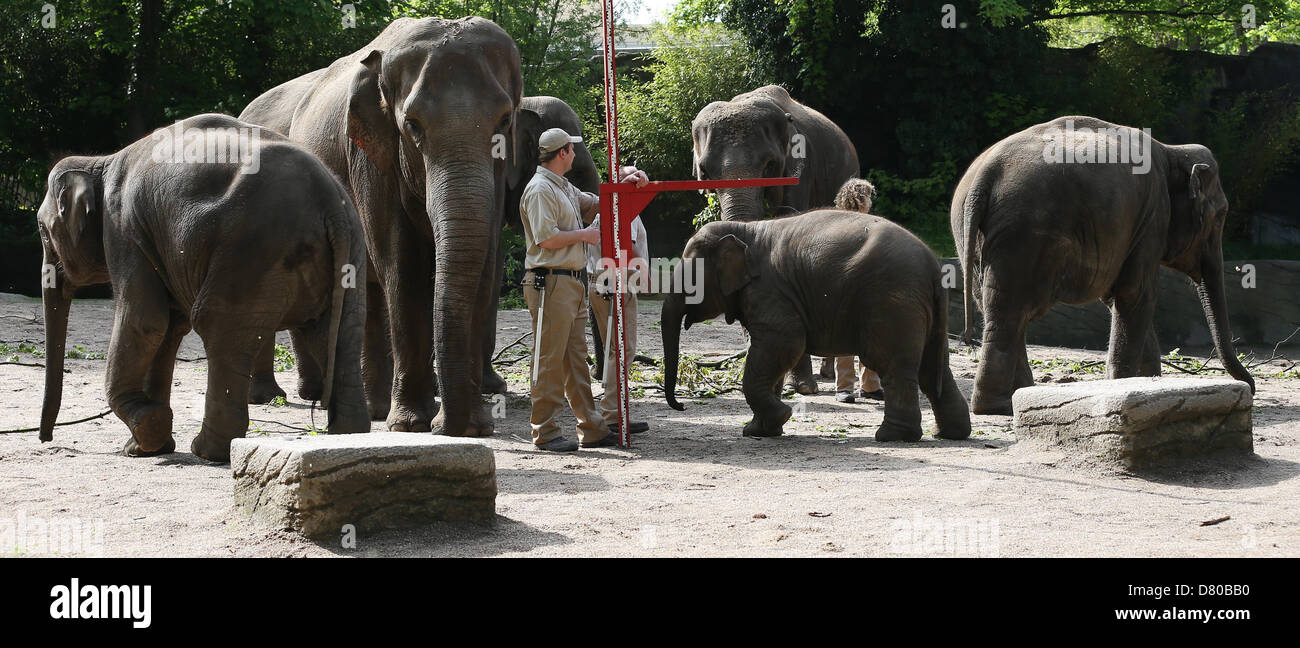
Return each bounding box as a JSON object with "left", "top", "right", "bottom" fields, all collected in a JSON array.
[
  {"left": 662, "top": 222, "right": 757, "bottom": 410},
  {"left": 344, "top": 19, "right": 523, "bottom": 432},
  {"left": 506, "top": 96, "right": 600, "bottom": 228},
  {"left": 36, "top": 157, "right": 110, "bottom": 442},
  {"left": 692, "top": 92, "right": 800, "bottom": 221},
  {"left": 1161, "top": 145, "right": 1254, "bottom": 392}
]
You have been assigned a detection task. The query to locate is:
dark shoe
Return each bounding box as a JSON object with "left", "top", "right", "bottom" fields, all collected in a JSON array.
[
  {"left": 608, "top": 421, "right": 649, "bottom": 434},
  {"left": 858, "top": 389, "right": 885, "bottom": 401},
  {"left": 536, "top": 437, "right": 579, "bottom": 452},
  {"left": 581, "top": 433, "right": 622, "bottom": 448},
  {"left": 835, "top": 390, "right": 856, "bottom": 404}
]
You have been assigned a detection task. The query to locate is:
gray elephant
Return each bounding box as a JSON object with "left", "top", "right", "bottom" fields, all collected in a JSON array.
[
  {"left": 240, "top": 17, "right": 523, "bottom": 436},
  {"left": 661, "top": 210, "right": 970, "bottom": 442},
  {"left": 691, "top": 85, "right": 861, "bottom": 394},
  {"left": 952, "top": 115, "right": 1255, "bottom": 415},
  {"left": 37, "top": 114, "right": 369, "bottom": 462}
]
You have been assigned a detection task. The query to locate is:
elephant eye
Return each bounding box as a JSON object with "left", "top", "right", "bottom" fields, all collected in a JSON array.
[
  {"left": 495, "top": 114, "right": 511, "bottom": 134},
  {"left": 403, "top": 117, "right": 425, "bottom": 143}
]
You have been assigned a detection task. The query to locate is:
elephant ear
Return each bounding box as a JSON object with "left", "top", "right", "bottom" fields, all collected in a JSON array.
[
  {"left": 716, "top": 234, "right": 756, "bottom": 296},
  {"left": 346, "top": 50, "right": 397, "bottom": 170},
  {"left": 508, "top": 107, "right": 542, "bottom": 191},
  {"left": 1188, "top": 162, "right": 1217, "bottom": 230},
  {"left": 43, "top": 170, "right": 95, "bottom": 250}
]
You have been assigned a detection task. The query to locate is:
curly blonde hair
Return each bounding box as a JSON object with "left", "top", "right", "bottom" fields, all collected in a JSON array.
[{"left": 833, "top": 178, "right": 876, "bottom": 213}]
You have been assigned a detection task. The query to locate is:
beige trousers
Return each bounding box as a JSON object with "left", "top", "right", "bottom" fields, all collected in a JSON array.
[
  {"left": 589, "top": 273, "right": 638, "bottom": 426},
  {"left": 836, "top": 356, "right": 882, "bottom": 393},
  {"left": 524, "top": 270, "right": 608, "bottom": 445}
]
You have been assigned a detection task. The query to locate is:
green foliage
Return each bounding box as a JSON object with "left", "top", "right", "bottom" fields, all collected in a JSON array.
[
  {"left": 65, "top": 345, "right": 103, "bottom": 360},
  {"left": 865, "top": 157, "right": 961, "bottom": 257},
  {"left": 1045, "top": 0, "right": 1300, "bottom": 54},
  {"left": 1202, "top": 90, "right": 1300, "bottom": 239},
  {"left": 0, "top": 342, "right": 44, "bottom": 358},
  {"left": 273, "top": 344, "right": 295, "bottom": 372},
  {"left": 499, "top": 226, "right": 527, "bottom": 309}
]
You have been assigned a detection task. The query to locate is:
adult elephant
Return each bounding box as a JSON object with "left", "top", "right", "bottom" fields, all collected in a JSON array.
[
  {"left": 952, "top": 116, "right": 1255, "bottom": 415},
  {"left": 240, "top": 17, "right": 523, "bottom": 436},
  {"left": 691, "top": 84, "right": 860, "bottom": 394}
]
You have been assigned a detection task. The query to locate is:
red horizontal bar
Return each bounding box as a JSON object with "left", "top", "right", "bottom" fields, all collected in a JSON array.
[{"left": 599, "top": 177, "right": 798, "bottom": 194}]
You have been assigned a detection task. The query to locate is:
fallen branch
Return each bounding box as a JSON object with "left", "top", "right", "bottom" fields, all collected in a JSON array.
[
  {"left": 248, "top": 418, "right": 313, "bottom": 433},
  {"left": 491, "top": 331, "right": 532, "bottom": 362},
  {"left": 695, "top": 350, "right": 746, "bottom": 368},
  {"left": 2, "top": 409, "right": 113, "bottom": 434}
]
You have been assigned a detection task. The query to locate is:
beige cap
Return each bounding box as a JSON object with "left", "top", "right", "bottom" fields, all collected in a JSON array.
[{"left": 539, "top": 127, "right": 582, "bottom": 153}]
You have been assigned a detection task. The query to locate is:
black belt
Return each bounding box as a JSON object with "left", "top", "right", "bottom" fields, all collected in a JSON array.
[{"left": 529, "top": 267, "right": 587, "bottom": 281}]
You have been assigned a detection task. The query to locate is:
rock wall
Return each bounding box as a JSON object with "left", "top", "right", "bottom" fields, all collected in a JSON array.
[{"left": 942, "top": 259, "right": 1300, "bottom": 349}]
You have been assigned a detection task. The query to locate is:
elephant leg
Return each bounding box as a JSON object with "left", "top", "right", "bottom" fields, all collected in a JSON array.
[
  {"left": 289, "top": 329, "right": 325, "bottom": 401},
  {"left": 189, "top": 328, "right": 258, "bottom": 463},
  {"left": 919, "top": 351, "right": 972, "bottom": 441},
  {"left": 105, "top": 265, "right": 175, "bottom": 457},
  {"left": 873, "top": 338, "right": 924, "bottom": 441},
  {"left": 381, "top": 227, "right": 436, "bottom": 432},
  {"left": 479, "top": 237, "right": 509, "bottom": 394},
  {"left": 741, "top": 332, "right": 801, "bottom": 438},
  {"left": 1107, "top": 283, "right": 1157, "bottom": 380},
  {"left": 431, "top": 221, "right": 499, "bottom": 438},
  {"left": 144, "top": 310, "right": 190, "bottom": 406},
  {"left": 1139, "top": 322, "right": 1162, "bottom": 377},
  {"left": 970, "top": 277, "right": 1030, "bottom": 416},
  {"left": 362, "top": 276, "right": 393, "bottom": 420},
  {"left": 783, "top": 353, "right": 819, "bottom": 395},
  {"left": 1014, "top": 333, "right": 1034, "bottom": 390},
  {"left": 248, "top": 333, "right": 286, "bottom": 404},
  {"left": 292, "top": 319, "right": 370, "bottom": 435}
]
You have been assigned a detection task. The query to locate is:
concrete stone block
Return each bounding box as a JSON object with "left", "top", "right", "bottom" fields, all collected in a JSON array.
[
  {"left": 1012, "top": 377, "right": 1253, "bottom": 470},
  {"left": 231, "top": 433, "right": 496, "bottom": 537}
]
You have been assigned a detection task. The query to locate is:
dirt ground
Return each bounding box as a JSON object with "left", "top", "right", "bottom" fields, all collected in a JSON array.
[{"left": 1, "top": 291, "right": 1297, "bottom": 557}]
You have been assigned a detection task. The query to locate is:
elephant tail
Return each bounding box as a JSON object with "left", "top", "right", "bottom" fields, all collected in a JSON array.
[
  {"left": 959, "top": 177, "right": 987, "bottom": 347},
  {"left": 319, "top": 187, "right": 361, "bottom": 410},
  {"left": 926, "top": 268, "right": 949, "bottom": 401}
]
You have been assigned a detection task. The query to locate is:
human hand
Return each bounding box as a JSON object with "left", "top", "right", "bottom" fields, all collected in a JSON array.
[{"left": 620, "top": 166, "right": 649, "bottom": 187}]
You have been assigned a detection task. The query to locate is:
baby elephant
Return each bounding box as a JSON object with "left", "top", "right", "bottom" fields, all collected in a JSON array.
[
  {"left": 38, "top": 113, "right": 369, "bottom": 462},
  {"left": 662, "top": 210, "right": 970, "bottom": 442}
]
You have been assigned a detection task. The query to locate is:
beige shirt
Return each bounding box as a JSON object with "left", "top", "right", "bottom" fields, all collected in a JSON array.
[
  {"left": 586, "top": 214, "right": 649, "bottom": 274},
  {"left": 520, "top": 166, "right": 599, "bottom": 271}
]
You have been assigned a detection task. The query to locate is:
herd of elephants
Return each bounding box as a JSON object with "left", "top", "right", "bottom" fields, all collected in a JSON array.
[{"left": 33, "top": 17, "right": 1256, "bottom": 462}]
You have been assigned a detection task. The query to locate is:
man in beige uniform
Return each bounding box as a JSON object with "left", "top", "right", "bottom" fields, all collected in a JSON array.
[{"left": 520, "top": 127, "right": 648, "bottom": 452}]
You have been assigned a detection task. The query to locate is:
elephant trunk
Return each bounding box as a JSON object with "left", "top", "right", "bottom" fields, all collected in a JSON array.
[
  {"left": 429, "top": 159, "right": 496, "bottom": 433},
  {"left": 661, "top": 291, "right": 687, "bottom": 411},
  {"left": 716, "top": 184, "right": 765, "bottom": 222},
  {"left": 1196, "top": 241, "right": 1254, "bottom": 392},
  {"left": 39, "top": 262, "right": 72, "bottom": 442}
]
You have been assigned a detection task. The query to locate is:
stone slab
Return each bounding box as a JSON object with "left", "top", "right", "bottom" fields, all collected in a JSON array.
[
  {"left": 231, "top": 433, "right": 496, "bottom": 538},
  {"left": 1011, "top": 377, "right": 1253, "bottom": 470}
]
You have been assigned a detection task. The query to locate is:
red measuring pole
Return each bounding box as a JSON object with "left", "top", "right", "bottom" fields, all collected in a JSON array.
[{"left": 597, "top": 2, "right": 798, "bottom": 448}]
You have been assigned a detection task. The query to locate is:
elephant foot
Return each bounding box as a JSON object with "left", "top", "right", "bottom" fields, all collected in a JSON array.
[
  {"left": 327, "top": 404, "right": 371, "bottom": 435},
  {"left": 190, "top": 428, "right": 232, "bottom": 463},
  {"left": 432, "top": 405, "right": 495, "bottom": 437},
  {"left": 480, "top": 368, "right": 508, "bottom": 395},
  {"left": 368, "top": 400, "right": 390, "bottom": 421},
  {"left": 970, "top": 390, "right": 1014, "bottom": 416},
  {"left": 127, "top": 403, "right": 174, "bottom": 454},
  {"left": 875, "top": 420, "right": 922, "bottom": 443},
  {"left": 248, "top": 375, "right": 287, "bottom": 405},
  {"left": 935, "top": 422, "right": 972, "bottom": 440},
  {"left": 297, "top": 380, "right": 324, "bottom": 403},
  {"left": 386, "top": 402, "right": 434, "bottom": 432},
  {"left": 742, "top": 404, "right": 791, "bottom": 438},
  {"left": 122, "top": 435, "right": 175, "bottom": 458}
]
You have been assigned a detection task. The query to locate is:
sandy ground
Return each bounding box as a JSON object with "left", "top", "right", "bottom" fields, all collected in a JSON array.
[{"left": 1, "top": 291, "right": 1297, "bottom": 557}]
